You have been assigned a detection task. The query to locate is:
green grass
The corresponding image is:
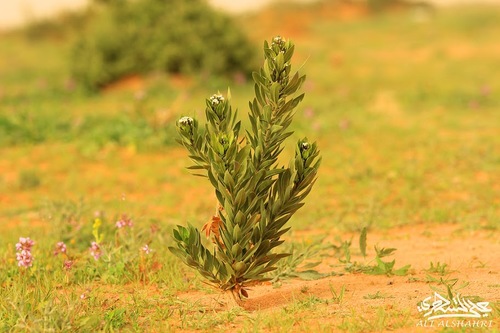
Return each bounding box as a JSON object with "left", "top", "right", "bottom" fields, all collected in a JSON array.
[
  {"left": 338, "top": 307, "right": 412, "bottom": 332},
  {"left": 0, "top": 4, "right": 499, "bottom": 332}
]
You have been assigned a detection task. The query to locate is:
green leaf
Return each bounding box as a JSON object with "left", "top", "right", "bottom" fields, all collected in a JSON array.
[
  {"left": 168, "top": 246, "right": 186, "bottom": 259},
  {"left": 263, "top": 59, "right": 272, "bottom": 80},
  {"left": 270, "top": 82, "right": 281, "bottom": 103},
  {"left": 224, "top": 171, "right": 235, "bottom": 190},
  {"left": 375, "top": 246, "right": 397, "bottom": 258},
  {"left": 359, "top": 227, "right": 367, "bottom": 258},
  {"left": 241, "top": 241, "right": 261, "bottom": 261},
  {"left": 231, "top": 244, "right": 242, "bottom": 257},
  {"left": 252, "top": 72, "right": 265, "bottom": 86},
  {"left": 233, "top": 224, "right": 241, "bottom": 240},
  {"left": 215, "top": 190, "right": 225, "bottom": 206},
  {"left": 293, "top": 270, "right": 330, "bottom": 281},
  {"left": 283, "top": 44, "right": 294, "bottom": 63},
  {"left": 172, "top": 228, "right": 182, "bottom": 241},
  {"left": 302, "top": 261, "right": 322, "bottom": 269},
  {"left": 276, "top": 52, "right": 285, "bottom": 70},
  {"left": 187, "top": 165, "right": 206, "bottom": 170},
  {"left": 394, "top": 265, "right": 411, "bottom": 276},
  {"left": 270, "top": 124, "right": 283, "bottom": 133}
]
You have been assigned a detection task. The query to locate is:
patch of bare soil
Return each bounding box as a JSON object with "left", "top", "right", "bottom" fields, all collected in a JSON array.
[
  {"left": 101, "top": 73, "right": 194, "bottom": 95},
  {"left": 176, "top": 224, "right": 499, "bottom": 331},
  {"left": 102, "top": 74, "right": 146, "bottom": 93},
  {"left": 242, "top": 2, "right": 368, "bottom": 42}
]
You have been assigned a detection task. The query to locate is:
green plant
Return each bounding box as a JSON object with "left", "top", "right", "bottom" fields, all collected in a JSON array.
[
  {"left": 426, "top": 261, "right": 453, "bottom": 275},
  {"left": 366, "top": 246, "right": 411, "bottom": 276},
  {"left": 338, "top": 307, "right": 412, "bottom": 332},
  {"left": 169, "top": 36, "right": 321, "bottom": 300},
  {"left": 41, "top": 199, "right": 89, "bottom": 246},
  {"left": 71, "top": 0, "right": 257, "bottom": 91},
  {"left": 104, "top": 308, "right": 127, "bottom": 329},
  {"left": 285, "top": 294, "right": 325, "bottom": 312},
  {"left": 364, "top": 291, "right": 393, "bottom": 299},
  {"left": 270, "top": 238, "right": 333, "bottom": 284},
  {"left": 333, "top": 230, "right": 411, "bottom": 276},
  {"left": 329, "top": 284, "right": 346, "bottom": 305},
  {"left": 18, "top": 169, "right": 41, "bottom": 190},
  {"left": 425, "top": 276, "right": 470, "bottom": 300}
]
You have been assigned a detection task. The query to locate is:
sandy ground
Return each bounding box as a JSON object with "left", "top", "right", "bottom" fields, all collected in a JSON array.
[
  {"left": 1, "top": 0, "right": 500, "bottom": 30},
  {"left": 176, "top": 223, "right": 500, "bottom": 331}
]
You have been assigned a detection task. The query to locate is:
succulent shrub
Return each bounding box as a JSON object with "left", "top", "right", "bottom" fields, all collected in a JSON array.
[
  {"left": 71, "top": 0, "right": 257, "bottom": 91},
  {"left": 169, "top": 36, "right": 321, "bottom": 300}
]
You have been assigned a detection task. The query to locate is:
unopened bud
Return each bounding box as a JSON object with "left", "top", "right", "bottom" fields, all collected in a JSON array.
[
  {"left": 209, "top": 94, "right": 224, "bottom": 106},
  {"left": 272, "top": 35, "right": 285, "bottom": 47},
  {"left": 299, "top": 140, "right": 311, "bottom": 159},
  {"left": 178, "top": 116, "right": 194, "bottom": 126},
  {"left": 219, "top": 134, "right": 230, "bottom": 152},
  {"left": 177, "top": 116, "right": 194, "bottom": 135}
]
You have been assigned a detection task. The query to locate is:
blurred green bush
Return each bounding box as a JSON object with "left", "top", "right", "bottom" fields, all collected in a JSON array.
[{"left": 71, "top": 0, "right": 257, "bottom": 91}]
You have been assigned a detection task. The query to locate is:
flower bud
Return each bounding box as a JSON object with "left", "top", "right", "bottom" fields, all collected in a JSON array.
[
  {"left": 299, "top": 140, "right": 311, "bottom": 159},
  {"left": 219, "top": 134, "right": 229, "bottom": 150},
  {"left": 207, "top": 94, "right": 227, "bottom": 121},
  {"left": 209, "top": 94, "right": 225, "bottom": 106},
  {"left": 232, "top": 261, "right": 247, "bottom": 273},
  {"left": 271, "top": 35, "right": 286, "bottom": 49},
  {"left": 177, "top": 116, "right": 194, "bottom": 136}
]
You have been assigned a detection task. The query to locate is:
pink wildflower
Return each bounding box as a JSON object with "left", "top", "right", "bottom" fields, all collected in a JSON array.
[
  {"left": 15, "top": 237, "right": 35, "bottom": 268},
  {"left": 54, "top": 241, "right": 67, "bottom": 256},
  {"left": 16, "top": 237, "right": 35, "bottom": 252},
  {"left": 141, "top": 245, "right": 152, "bottom": 255},
  {"left": 16, "top": 250, "right": 34, "bottom": 267},
  {"left": 63, "top": 260, "right": 74, "bottom": 271},
  {"left": 116, "top": 214, "right": 133, "bottom": 229},
  {"left": 89, "top": 242, "right": 102, "bottom": 260}
]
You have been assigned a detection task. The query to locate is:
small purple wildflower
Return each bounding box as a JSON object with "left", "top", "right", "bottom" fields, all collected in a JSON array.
[
  {"left": 16, "top": 237, "right": 35, "bottom": 252},
  {"left": 141, "top": 245, "right": 152, "bottom": 255},
  {"left": 16, "top": 250, "right": 34, "bottom": 267},
  {"left": 54, "top": 241, "right": 67, "bottom": 256},
  {"left": 16, "top": 237, "right": 35, "bottom": 268},
  {"left": 116, "top": 214, "right": 133, "bottom": 229},
  {"left": 89, "top": 242, "right": 102, "bottom": 260},
  {"left": 63, "top": 260, "right": 74, "bottom": 271}
]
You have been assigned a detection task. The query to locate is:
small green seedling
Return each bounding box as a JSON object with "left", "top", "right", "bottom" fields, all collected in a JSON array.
[
  {"left": 363, "top": 291, "right": 393, "bottom": 299},
  {"left": 426, "top": 276, "right": 470, "bottom": 300},
  {"left": 329, "top": 284, "right": 346, "bottom": 304},
  {"left": 366, "top": 246, "right": 411, "bottom": 276},
  {"left": 426, "top": 261, "right": 452, "bottom": 276}
]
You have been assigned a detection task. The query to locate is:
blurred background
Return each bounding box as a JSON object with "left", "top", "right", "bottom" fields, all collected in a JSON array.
[
  {"left": 2, "top": 0, "right": 500, "bottom": 29},
  {"left": 1, "top": 0, "right": 499, "bottom": 236}
]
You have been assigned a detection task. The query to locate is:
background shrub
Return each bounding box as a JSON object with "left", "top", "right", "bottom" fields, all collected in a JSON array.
[{"left": 71, "top": 0, "right": 257, "bottom": 91}]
